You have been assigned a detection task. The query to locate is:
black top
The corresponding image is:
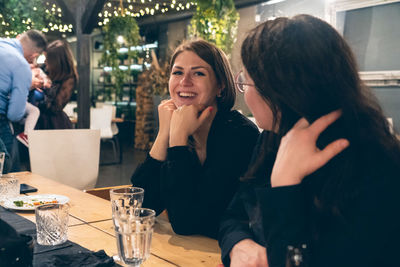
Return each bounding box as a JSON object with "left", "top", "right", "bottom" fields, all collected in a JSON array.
[
  {"left": 131, "top": 110, "right": 259, "bottom": 238},
  {"left": 219, "top": 131, "right": 400, "bottom": 267}
]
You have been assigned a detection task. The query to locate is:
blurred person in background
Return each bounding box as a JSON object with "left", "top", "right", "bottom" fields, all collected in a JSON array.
[
  {"left": 36, "top": 40, "right": 78, "bottom": 130},
  {"left": 0, "top": 30, "right": 47, "bottom": 172}
]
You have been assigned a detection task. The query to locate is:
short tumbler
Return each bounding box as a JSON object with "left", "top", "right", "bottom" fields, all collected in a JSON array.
[
  {"left": 35, "top": 203, "right": 70, "bottom": 246},
  {"left": 0, "top": 174, "right": 19, "bottom": 203}
]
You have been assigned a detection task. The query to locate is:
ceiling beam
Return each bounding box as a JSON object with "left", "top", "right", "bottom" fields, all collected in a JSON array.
[
  {"left": 82, "top": 0, "right": 108, "bottom": 34},
  {"left": 55, "top": 0, "right": 77, "bottom": 29}
]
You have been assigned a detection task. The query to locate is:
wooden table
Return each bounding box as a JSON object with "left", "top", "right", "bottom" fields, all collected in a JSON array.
[{"left": 12, "top": 172, "right": 222, "bottom": 267}]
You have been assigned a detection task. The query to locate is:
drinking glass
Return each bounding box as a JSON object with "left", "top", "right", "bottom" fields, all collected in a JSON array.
[
  {"left": 110, "top": 187, "right": 151, "bottom": 266},
  {"left": 35, "top": 203, "right": 70, "bottom": 246},
  {"left": 0, "top": 174, "right": 19, "bottom": 203},
  {"left": 110, "top": 187, "right": 144, "bottom": 213},
  {"left": 114, "top": 208, "right": 155, "bottom": 267},
  {"left": 0, "top": 152, "right": 5, "bottom": 175}
]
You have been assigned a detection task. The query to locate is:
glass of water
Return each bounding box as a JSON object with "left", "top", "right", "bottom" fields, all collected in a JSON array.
[
  {"left": 0, "top": 152, "right": 5, "bottom": 175},
  {"left": 114, "top": 208, "right": 155, "bottom": 267},
  {"left": 110, "top": 187, "right": 154, "bottom": 266},
  {"left": 35, "top": 203, "right": 70, "bottom": 246}
]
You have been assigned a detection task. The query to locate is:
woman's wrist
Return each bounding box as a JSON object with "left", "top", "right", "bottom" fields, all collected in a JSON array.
[
  {"left": 149, "top": 134, "right": 169, "bottom": 161},
  {"left": 169, "top": 132, "right": 189, "bottom": 147}
]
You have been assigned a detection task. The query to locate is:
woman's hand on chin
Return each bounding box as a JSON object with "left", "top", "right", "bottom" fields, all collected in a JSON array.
[
  {"left": 230, "top": 239, "right": 268, "bottom": 267},
  {"left": 169, "top": 104, "right": 214, "bottom": 146},
  {"left": 271, "top": 110, "right": 349, "bottom": 187},
  {"left": 149, "top": 99, "right": 176, "bottom": 161}
]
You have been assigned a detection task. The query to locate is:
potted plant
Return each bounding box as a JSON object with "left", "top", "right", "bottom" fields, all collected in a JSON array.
[
  {"left": 188, "top": 0, "right": 239, "bottom": 56},
  {"left": 99, "top": 15, "right": 140, "bottom": 102}
]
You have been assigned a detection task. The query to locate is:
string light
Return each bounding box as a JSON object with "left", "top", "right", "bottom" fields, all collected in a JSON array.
[{"left": 99, "top": 0, "right": 197, "bottom": 25}]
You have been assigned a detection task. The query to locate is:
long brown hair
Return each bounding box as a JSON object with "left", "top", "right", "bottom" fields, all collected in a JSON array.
[
  {"left": 242, "top": 15, "right": 400, "bottom": 208},
  {"left": 170, "top": 39, "right": 236, "bottom": 112},
  {"left": 46, "top": 40, "right": 78, "bottom": 83}
]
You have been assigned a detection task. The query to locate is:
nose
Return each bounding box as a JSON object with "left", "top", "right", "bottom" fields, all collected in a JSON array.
[{"left": 180, "top": 73, "right": 193, "bottom": 86}]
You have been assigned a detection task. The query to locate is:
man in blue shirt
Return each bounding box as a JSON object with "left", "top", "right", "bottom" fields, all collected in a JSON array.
[{"left": 0, "top": 30, "right": 47, "bottom": 172}]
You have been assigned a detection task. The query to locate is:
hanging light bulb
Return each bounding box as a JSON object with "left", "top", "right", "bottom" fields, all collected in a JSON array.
[{"left": 117, "top": 35, "right": 124, "bottom": 44}]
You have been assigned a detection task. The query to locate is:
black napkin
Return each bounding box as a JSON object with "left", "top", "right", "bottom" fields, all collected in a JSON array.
[
  {"left": 0, "top": 219, "right": 34, "bottom": 266},
  {"left": 34, "top": 240, "right": 73, "bottom": 255},
  {"left": 0, "top": 207, "right": 119, "bottom": 267},
  {"left": 37, "top": 249, "right": 116, "bottom": 267}
]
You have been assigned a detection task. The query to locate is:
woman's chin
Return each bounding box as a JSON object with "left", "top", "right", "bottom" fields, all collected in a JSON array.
[{"left": 174, "top": 97, "right": 197, "bottom": 107}]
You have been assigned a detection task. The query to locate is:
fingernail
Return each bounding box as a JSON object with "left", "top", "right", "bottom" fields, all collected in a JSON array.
[{"left": 209, "top": 107, "right": 213, "bottom": 112}]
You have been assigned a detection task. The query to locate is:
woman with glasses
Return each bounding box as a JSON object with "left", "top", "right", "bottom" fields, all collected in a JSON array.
[
  {"left": 219, "top": 15, "right": 400, "bottom": 266},
  {"left": 131, "top": 39, "right": 259, "bottom": 238}
]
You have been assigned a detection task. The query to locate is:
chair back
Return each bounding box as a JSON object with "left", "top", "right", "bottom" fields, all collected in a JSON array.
[
  {"left": 90, "top": 107, "right": 113, "bottom": 138},
  {"left": 103, "top": 105, "right": 119, "bottom": 135},
  {"left": 28, "top": 129, "right": 100, "bottom": 190}
]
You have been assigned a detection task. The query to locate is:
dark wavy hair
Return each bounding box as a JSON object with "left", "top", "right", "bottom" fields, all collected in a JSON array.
[
  {"left": 46, "top": 40, "right": 78, "bottom": 83},
  {"left": 169, "top": 39, "right": 236, "bottom": 112},
  {"left": 242, "top": 15, "right": 400, "bottom": 208}
]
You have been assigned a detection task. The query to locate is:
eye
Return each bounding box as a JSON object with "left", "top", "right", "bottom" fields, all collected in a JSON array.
[
  {"left": 171, "top": 70, "right": 183, "bottom": 75},
  {"left": 193, "top": 71, "right": 206, "bottom": 76}
]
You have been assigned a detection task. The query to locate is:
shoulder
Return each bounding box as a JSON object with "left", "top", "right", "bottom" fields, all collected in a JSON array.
[
  {"left": 217, "top": 110, "right": 259, "bottom": 131},
  {"left": 59, "top": 77, "right": 76, "bottom": 91},
  {"left": 212, "top": 110, "right": 260, "bottom": 145}
]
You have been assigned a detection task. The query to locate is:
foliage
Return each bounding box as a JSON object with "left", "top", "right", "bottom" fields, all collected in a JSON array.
[
  {"left": 99, "top": 15, "right": 140, "bottom": 102},
  {"left": 0, "top": 0, "right": 62, "bottom": 37},
  {"left": 188, "top": 0, "right": 239, "bottom": 56},
  {"left": 144, "top": 62, "right": 169, "bottom": 97}
]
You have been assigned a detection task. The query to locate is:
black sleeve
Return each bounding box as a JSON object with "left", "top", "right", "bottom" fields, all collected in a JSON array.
[
  {"left": 256, "top": 176, "right": 400, "bottom": 267},
  {"left": 130, "top": 154, "right": 165, "bottom": 215},
  {"left": 218, "top": 187, "right": 256, "bottom": 267},
  {"left": 160, "top": 123, "right": 259, "bottom": 238},
  {"left": 255, "top": 185, "right": 308, "bottom": 267}
]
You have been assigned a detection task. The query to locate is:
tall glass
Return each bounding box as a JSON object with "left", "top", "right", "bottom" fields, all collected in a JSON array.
[
  {"left": 0, "top": 152, "right": 5, "bottom": 175},
  {"left": 114, "top": 208, "right": 155, "bottom": 267},
  {"left": 110, "top": 187, "right": 153, "bottom": 266}
]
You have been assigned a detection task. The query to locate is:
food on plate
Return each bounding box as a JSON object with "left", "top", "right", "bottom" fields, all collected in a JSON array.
[{"left": 13, "top": 198, "right": 58, "bottom": 208}]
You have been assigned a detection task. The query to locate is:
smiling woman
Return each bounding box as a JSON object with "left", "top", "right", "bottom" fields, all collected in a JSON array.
[{"left": 130, "top": 39, "right": 260, "bottom": 239}]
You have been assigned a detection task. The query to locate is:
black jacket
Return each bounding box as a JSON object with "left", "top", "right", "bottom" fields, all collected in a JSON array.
[
  {"left": 219, "top": 131, "right": 400, "bottom": 267},
  {"left": 131, "top": 110, "right": 259, "bottom": 238}
]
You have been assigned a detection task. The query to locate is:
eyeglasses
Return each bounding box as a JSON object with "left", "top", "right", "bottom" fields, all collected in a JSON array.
[{"left": 234, "top": 70, "right": 255, "bottom": 93}]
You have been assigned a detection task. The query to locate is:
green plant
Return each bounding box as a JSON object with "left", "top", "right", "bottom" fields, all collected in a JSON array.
[
  {"left": 188, "top": 0, "right": 239, "bottom": 56},
  {"left": 100, "top": 15, "right": 140, "bottom": 102},
  {"left": 0, "top": 0, "right": 63, "bottom": 36}
]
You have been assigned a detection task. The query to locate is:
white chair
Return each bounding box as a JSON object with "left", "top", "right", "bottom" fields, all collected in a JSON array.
[
  {"left": 28, "top": 129, "right": 101, "bottom": 190},
  {"left": 90, "top": 107, "right": 121, "bottom": 164},
  {"left": 103, "top": 104, "right": 119, "bottom": 137}
]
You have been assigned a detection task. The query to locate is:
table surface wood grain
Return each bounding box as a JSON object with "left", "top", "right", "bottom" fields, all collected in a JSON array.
[{"left": 11, "top": 172, "right": 222, "bottom": 267}]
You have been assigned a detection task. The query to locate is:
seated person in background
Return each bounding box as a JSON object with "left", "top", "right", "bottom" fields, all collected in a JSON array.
[
  {"left": 17, "top": 65, "right": 51, "bottom": 147},
  {"left": 219, "top": 15, "right": 400, "bottom": 267},
  {"left": 131, "top": 39, "right": 259, "bottom": 238}
]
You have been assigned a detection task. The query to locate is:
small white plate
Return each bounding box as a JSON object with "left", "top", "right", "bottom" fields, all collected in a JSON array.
[{"left": 1, "top": 194, "right": 70, "bottom": 211}]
